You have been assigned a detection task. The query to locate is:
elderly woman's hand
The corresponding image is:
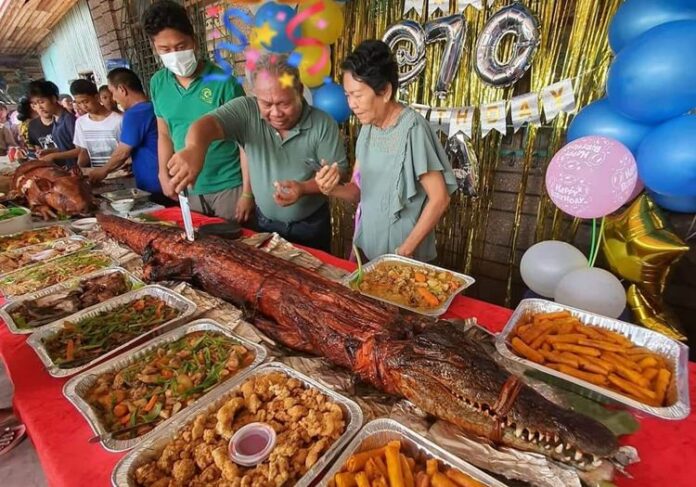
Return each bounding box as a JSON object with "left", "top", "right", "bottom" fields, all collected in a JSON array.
[{"left": 315, "top": 162, "right": 341, "bottom": 195}]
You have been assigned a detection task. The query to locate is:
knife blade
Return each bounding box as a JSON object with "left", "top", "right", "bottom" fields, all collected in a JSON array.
[{"left": 178, "top": 189, "right": 195, "bottom": 242}]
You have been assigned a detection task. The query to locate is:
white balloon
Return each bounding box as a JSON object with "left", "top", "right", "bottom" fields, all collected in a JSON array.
[
  {"left": 554, "top": 268, "right": 626, "bottom": 318},
  {"left": 520, "top": 241, "right": 588, "bottom": 297}
]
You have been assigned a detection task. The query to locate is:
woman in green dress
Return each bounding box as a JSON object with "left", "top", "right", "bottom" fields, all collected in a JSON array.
[{"left": 316, "top": 40, "right": 457, "bottom": 262}]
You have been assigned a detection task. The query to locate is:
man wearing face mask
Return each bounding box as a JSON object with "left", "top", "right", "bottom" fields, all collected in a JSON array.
[{"left": 143, "top": 0, "right": 250, "bottom": 223}]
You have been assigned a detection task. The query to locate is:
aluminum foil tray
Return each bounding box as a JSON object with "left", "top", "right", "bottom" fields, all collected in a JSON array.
[
  {"left": 319, "top": 418, "right": 507, "bottom": 487},
  {"left": 111, "top": 362, "right": 363, "bottom": 487},
  {"left": 0, "top": 235, "right": 94, "bottom": 278},
  {"left": 1, "top": 267, "right": 143, "bottom": 335},
  {"left": 495, "top": 299, "right": 689, "bottom": 420},
  {"left": 26, "top": 285, "right": 197, "bottom": 378},
  {"left": 101, "top": 188, "right": 151, "bottom": 202},
  {"left": 0, "top": 250, "right": 116, "bottom": 300},
  {"left": 342, "top": 254, "right": 475, "bottom": 317},
  {"left": 63, "top": 319, "right": 268, "bottom": 452},
  {"left": 0, "top": 224, "right": 74, "bottom": 252}
]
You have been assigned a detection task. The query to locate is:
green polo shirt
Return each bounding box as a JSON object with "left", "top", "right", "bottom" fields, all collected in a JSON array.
[
  {"left": 150, "top": 61, "right": 244, "bottom": 195},
  {"left": 211, "top": 97, "right": 347, "bottom": 223}
]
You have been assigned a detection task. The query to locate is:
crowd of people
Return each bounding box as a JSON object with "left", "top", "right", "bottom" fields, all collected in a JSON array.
[{"left": 2, "top": 0, "right": 456, "bottom": 263}]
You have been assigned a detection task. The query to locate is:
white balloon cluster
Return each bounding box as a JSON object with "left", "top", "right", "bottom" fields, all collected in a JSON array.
[{"left": 520, "top": 241, "right": 626, "bottom": 318}]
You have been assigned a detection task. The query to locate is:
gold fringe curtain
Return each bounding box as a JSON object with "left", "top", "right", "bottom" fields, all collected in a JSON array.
[{"left": 331, "top": 0, "right": 622, "bottom": 306}]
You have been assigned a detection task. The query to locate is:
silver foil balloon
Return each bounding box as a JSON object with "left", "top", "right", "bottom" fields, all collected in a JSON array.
[
  {"left": 446, "top": 132, "right": 479, "bottom": 197},
  {"left": 475, "top": 3, "right": 541, "bottom": 87},
  {"left": 382, "top": 20, "right": 427, "bottom": 88},
  {"left": 425, "top": 14, "right": 467, "bottom": 98}
]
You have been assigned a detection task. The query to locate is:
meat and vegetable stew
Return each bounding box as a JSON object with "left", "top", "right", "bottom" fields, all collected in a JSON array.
[
  {"left": 85, "top": 331, "right": 255, "bottom": 440},
  {"left": 353, "top": 262, "right": 463, "bottom": 310}
]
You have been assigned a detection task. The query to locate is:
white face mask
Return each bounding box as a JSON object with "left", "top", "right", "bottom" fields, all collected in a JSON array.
[{"left": 160, "top": 49, "right": 198, "bottom": 77}]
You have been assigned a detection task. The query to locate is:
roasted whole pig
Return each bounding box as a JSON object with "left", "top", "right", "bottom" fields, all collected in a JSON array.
[
  {"left": 98, "top": 215, "right": 619, "bottom": 469},
  {"left": 11, "top": 161, "right": 92, "bottom": 219}
]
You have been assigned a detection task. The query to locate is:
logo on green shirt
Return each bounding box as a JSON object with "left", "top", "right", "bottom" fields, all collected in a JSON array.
[{"left": 200, "top": 87, "right": 213, "bottom": 104}]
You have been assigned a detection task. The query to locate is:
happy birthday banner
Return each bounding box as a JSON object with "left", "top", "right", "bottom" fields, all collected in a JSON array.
[
  {"left": 405, "top": 0, "right": 496, "bottom": 16},
  {"left": 413, "top": 78, "right": 576, "bottom": 138}
]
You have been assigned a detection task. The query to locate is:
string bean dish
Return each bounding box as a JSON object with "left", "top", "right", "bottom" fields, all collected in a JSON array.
[
  {"left": 0, "top": 225, "right": 70, "bottom": 252},
  {"left": 43, "top": 295, "right": 180, "bottom": 369},
  {"left": 353, "top": 262, "right": 463, "bottom": 310},
  {"left": 84, "top": 331, "right": 255, "bottom": 439},
  {"left": 0, "top": 251, "right": 112, "bottom": 296}
]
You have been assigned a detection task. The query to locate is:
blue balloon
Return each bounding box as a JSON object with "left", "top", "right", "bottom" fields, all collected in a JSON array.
[
  {"left": 648, "top": 191, "right": 696, "bottom": 213},
  {"left": 607, "top": 20, "right": 696, "bottom": 124},
  {"left": 567, "top": 99, "right": 653, "bottom": 153},
  {"left": 609, "top": 0, "right": 696, "bottom": 53},
  {"left": 637, "top": 115, "right": 696, "bottom": 197},
  {"left": 254, "top": 2, "right": 299, "bottom": 53},
  {"left": 313, "top": 81, "right": 351, "bottom": 123}
]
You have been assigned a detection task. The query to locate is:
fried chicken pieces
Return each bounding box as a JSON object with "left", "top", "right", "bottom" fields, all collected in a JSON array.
[{"left": 134, "top": 372, "right": 346, "bottom": 487}]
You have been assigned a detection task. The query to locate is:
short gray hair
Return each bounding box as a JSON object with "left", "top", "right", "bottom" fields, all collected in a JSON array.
[{"left": 248, "top": 52, "right": 303, "bottom": 92}]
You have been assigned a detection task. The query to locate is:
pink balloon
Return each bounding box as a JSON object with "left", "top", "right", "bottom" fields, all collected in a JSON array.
[
  {"left": 546, "top": 136, "right": 638, "bottom": 219},
  {"left": 628, "top": 178, "right": 644, "bottom": 202}
]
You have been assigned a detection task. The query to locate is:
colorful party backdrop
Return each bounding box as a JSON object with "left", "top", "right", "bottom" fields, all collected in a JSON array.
[{"left": 329, "top": 0, "right": 623, "bottom": 306}]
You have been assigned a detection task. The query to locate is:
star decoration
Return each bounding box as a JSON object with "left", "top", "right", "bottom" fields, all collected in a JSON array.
[
  {"left": 253, "top": 22, "right": 277, "bottom": 47},
  {"left": 278, "top": 72, "right": 295, "bottom": 89},
  {"left": 602, "top": 194, "right": 689, "bottom": 340}
]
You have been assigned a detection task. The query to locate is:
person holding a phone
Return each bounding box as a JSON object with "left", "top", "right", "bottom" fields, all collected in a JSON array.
[{"left": 166, "top": 53, "right": 347, "bottom": 252}]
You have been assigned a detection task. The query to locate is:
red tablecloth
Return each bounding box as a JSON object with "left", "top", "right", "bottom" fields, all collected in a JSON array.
[{"left": 0, "top": 209, "right": 692, "bottom": 486}]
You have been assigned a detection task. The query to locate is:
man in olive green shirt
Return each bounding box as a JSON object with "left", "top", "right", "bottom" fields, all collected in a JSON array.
[
  {"left": 144, "top": 0, "right": 250, "bottom": 222},
  {"left": 167, "top": 53, "right": 347, "bottom": 252}
]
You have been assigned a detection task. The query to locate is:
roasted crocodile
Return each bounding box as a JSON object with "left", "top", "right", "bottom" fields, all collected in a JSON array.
[{"left": 98, "top": 214, "right": 619, "bottom": 468}]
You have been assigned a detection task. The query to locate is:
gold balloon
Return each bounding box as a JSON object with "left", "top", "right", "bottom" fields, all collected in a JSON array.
[
  {"left": 627, "top": 285, "right": 686, "bottom": 342},
  {"left": 602, "top": 194, "right": 689, "bottom": 340}
]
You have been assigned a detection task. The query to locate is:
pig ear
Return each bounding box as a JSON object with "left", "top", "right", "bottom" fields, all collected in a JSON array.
[{"left": 34, "top": 178, "right": 52, "bottom": 192}]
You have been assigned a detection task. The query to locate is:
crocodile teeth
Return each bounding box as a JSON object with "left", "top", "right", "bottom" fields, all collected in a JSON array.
[
  {"left": 544, "top": 444, "right": 552, "bottom": 450},
  {"left": 555, "top": 444, "right": 564, "bottom": 453},
  {"left": 515, "top": 427, "right": 523, "bottom": 438},
  {"left": 592, "top": 459, "right": 602, "bottom": 467},
  {"left": 554, "top": 434, "right": 560, "bottom": 443},
  {"left": 578, "top": 461, "right": 586, "bottom": 468},
  {"left": 564, "top": 443, "right": 572, "bottom": 450},
  {"left": 574, "top": 451, "right": 583, "bottom": 461},
  {"left": 563, "top": 456, "right": 571, "bottom": 462}
]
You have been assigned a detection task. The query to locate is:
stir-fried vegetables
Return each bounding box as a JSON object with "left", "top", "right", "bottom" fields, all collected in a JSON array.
[
  {"left": 84, "top": 331, "right": 254, "bottom": 439},
  {"left": 0, "top": 207, "right": 28, "bottom": 221},
  {"left": 0, "top": 251, "right": 111, "bottom": 296},
  {"left": 43, "top": 295, "right": 180, "bottom": 369},
  {"left": 0, "top": 226, "right": 70, "bottom": 252},
  {"left": 354, "top": 262, "right": 463, "bottom": 310}
]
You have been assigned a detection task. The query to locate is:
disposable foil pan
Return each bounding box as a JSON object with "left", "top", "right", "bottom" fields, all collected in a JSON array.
[
  {"left": 111, "top": 362, "right": 364, "bottom": 487},
  {"left": 0, "top": 235, "right": 94, "bottom": 278},
  {"left": 0, "top": 250, "right": 116, "bottom": 300},
  {"left": 26, "top": 285, "right": 197, "bottom": 378},
  {"left": 495, "top": 299, "right": 690, "bottom": 420},
  {"left": 0, "top": 224, "right": 74, "bottom": 252},
  {"left": 319, "top": 418, "right": 507, "bottom": 487},
  {"left": 0, "top": 267, "right": 143, "bottom": 335},
  {"left": 101, "top": 188, "right": 151, "bottom": 202},
  {"left": 342, "top": 254, "right": 475, "bottom": 317},
  {"left": 63, "top": 319, "right": 268, "bottom": 452}
]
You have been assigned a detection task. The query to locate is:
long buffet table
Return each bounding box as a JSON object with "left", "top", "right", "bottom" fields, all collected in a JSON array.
[{"left": 0, "top": 209, "right": 694, "bottom": 487}]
